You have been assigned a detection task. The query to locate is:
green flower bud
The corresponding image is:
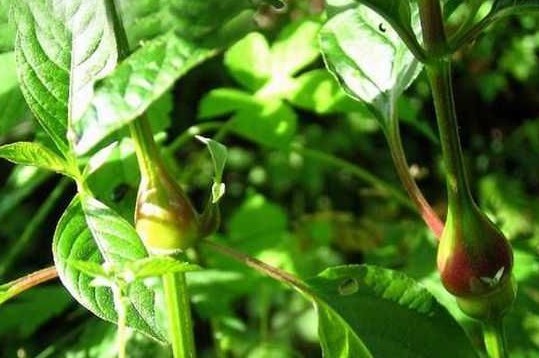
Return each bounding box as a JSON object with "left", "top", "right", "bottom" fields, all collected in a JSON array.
[
  {"left": 135, "top": 167, "right": 199, "bottom": 255},
  {"left": 437, "top": 203, "right": 514, "bottom": 315},
  {"left": 456, "top": 275, "right": 516, "bottom": 320}
]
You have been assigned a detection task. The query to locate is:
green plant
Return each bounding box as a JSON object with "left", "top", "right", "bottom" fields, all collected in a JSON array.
[{"left": 0, "top": 0, "right": 538, "bottom": 357}]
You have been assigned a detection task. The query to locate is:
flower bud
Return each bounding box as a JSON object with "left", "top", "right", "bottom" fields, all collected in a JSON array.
[
  {"left": 437, "top": 203, "right": 514, "bottom": 318},
  {"left": 135, "top": 167, "right": 199, "bottom": 255}
]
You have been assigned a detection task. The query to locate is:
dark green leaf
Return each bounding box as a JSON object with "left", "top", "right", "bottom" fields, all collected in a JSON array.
[
  {"left": 308, "top": 265, "right": 478, "bottom": 357},
  {"left": 73, "top": 32, "right": 214, "bottom": 154},
  {"left": 53, "top": 195, "right": 167, "bottom": 342},
  {"left": 320, "top": 5, "right": 422, "bottom": 130},
  {"left": 0, "top": 142, "right": 74, "bottom": 176}
]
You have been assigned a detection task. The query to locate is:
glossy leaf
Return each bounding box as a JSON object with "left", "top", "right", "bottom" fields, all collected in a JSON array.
[
  {"left": 320, "top": 5, "right": 422, "bottom": 130},
  {"left": 0, "top": 142, "right": 74, "bottom": 176},
  {"left": 308, "top": 265, "right": 478, "bottom": 357},
  {"left": 73, "top": 32, "right": 214, "bottom": 154},
  {"left": 53, "top": 195, "right": 167, "bottom": 342},
  {"left": 13, "top": 0, "right": 118, "bottom": 155},
  {"left": 326, "top": 0, "right": 424, "bottom": 59}
]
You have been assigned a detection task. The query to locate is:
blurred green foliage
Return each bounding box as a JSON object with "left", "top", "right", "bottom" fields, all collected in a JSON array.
[{"left": 0, "top": 1, "right": 538, "bottom": 357}]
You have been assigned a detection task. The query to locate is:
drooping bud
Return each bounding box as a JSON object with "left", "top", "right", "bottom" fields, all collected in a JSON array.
[
  {"left": 437, "top": 203, "right": 515, "bottom": 319},
  {"left": 135, "top": 166, "right": 199, "bottom": 255}
]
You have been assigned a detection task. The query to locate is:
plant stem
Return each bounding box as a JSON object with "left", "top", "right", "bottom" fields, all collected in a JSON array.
[
  {"left": 129, "top": 116, "right": 164, "bottom": 185},
  {"left": 418, "top": 0, "right": 448, "bottom": 57},
  {"left": 291, "top": 144, "right": 415, "bottom": 211},
  {"left": 162, "top": 272, "right": 196, "bottom": 358},
  {"left": 419, "top": 0, "right": 474, "bottom": 217},
  {"left": 483, "top": 318, "right": 508, "bottom": 358},
  {"left": 111, "top": 286, "right": 128, "bottom": 358},
  {"left": 386, "top": 120, "right": 444, "bottom": 237},
  {"left": 0, "top": 266, "right": 58, "bottom": 305},
  {"left": 201, "top": 239, "right": 312, "bottom": 296}
]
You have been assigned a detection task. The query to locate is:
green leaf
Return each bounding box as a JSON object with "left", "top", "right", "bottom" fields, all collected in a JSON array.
[
  {"left": 0, "top": 142, "right": 74, "bottom": 176},
  {"left": 326, "top": 0, "right": 423, "bottom": 58},
  {"left": 13, "top": 0, "right": 118, "bottom": 155},
  {"left": 124, "top": 257, "right": 200, "bottom": 280},
  {"left": 319, "top": 5, "right": 422, "bottom": 130},
  {"left": 171, "top": 0, "right": 253, "bottom": 43},
  {"left": 270, "top": 19, "right": 321, "bottom": 76},
  {"left": 53, "top": 195, "right": 167, "bottom": 342},
  {"left": 224, "top": 33, "right": 272, "bottom": 91},
  {"left": 0, "top": 0, "right": 15, "bottom": 53},
  {"left": 286, "top": 69, "right": 358, "bottom": 114},
  {"left": 230, "top": 99, "right": 297, "bottom": 149},
  {"left": 196, "top": 136, "right": 228, "bottom": 202},
  {"left": 198, "top": 88, "right": 254, "bottom": 119},
  {"left": 73, "top": 32, "right": 214, "bottom": 154},
  {"left": 307, "top": 265, "right": 478, "bottom": 357}
]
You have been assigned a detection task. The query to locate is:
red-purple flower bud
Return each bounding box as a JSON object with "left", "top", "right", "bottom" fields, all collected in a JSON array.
[{"left": 437, "top": 203, "right": 515, "bottom": 319}]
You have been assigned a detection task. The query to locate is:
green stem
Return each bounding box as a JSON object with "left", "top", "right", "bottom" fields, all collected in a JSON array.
[
  {"left": 291, "top": 145, "right": 415, "bottom": 211},
  {"left": 0, "top": 266, "right": 58, "bottom": 305},
  {"left": 201, "top": 239, "right": 312, "bottom": 296},
  {"left": 419, "top": 0, "right": 474, "bottom": 216},
  {"left": 111, "top": 286, "right": 128, "bottom": 358},
  {"left": 162, "top": 272, "right": 196, "bottom": 358},
  {"left": 483, "top": 318, "right": 508, "bottom": 358},
  {"left": 418, "top": 0, "right": 448, "bottom": 57},
  {"left": 386, "top": 121, "right": 444, "bottom": 237},
  {"left": 128, "top": 116, "right": 164, "bottom": 185}
]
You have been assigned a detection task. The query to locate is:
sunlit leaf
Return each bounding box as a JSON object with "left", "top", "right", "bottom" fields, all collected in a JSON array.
[
  {"left": 73, "top": 32, "right": 214, "bottom": 154},
  {"left": 13, "top": 0, "right": 118, "bottom": 155},
  {"left": 53, "top": 195, "right": 167, "bottom": 342},
  {"left": 0, "top": 142, "right": 74, "bottom": 177},
  {"left": 308, "top": 265, "right": 478, "bottom": 357},
  {"left": 320, "top": 5, "right": 422, "bottom": 130}
]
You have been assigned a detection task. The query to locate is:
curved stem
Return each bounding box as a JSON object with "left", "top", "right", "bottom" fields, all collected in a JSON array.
[
  {"left": 419, "top": 0, "right": 475, "bottom": 217},
  {"left": 129, "top": 116, "right": 165, "bottom": 185},
  {"left": 201, "top": 239, "right": 312, "bottom": 296},
  {"left": 162, "top": 272, "right": 196, "bottom": 358},
  {"left": 483, "top": 318, "right": 508, "bottom": 358},
  {"left": 291, "top": 144, "right": 415, "bottom": 211},
  {"left": 386, "top": 121, "right": 444, "bottom": 237},
  {"left": 0, "top": 266, "right": 58, "bottom": 305}
]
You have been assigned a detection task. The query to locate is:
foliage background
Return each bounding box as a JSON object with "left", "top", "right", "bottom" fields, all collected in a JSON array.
[{"left": 0, "top": 0, "right": 538, "bottom": 357}]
